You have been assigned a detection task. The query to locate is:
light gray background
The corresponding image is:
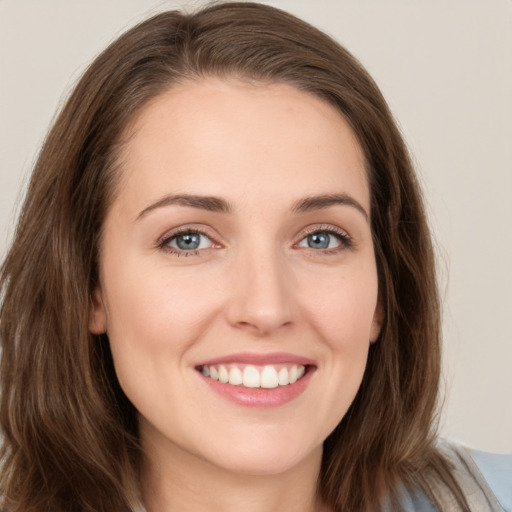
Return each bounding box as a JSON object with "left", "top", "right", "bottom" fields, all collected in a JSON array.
[{"left": 1, "top": 0, "right": 511, "bottom": 453}]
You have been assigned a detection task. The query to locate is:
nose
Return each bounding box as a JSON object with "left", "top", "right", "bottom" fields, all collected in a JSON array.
[{"left": 225, "top": 248, "right": 295, "bottom": 337}]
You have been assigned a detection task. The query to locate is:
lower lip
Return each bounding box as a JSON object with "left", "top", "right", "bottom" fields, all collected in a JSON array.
[{"left": 198, "top": 367, "right": 315, "bottom": 408}]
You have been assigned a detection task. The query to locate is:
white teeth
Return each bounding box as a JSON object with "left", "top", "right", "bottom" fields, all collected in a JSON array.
[
  {"left": 229, "top": 366, "right": 243, "bottom": 385},
  {"left": 218, "top": 365, "right": 229, "bottom": 383},
  {"left": 261, "top": 365, "right": 279, "bottom": 388},
  {"left": 289, "top": 365, "right": 298, "bottom": 384},
  {"left": 201, "top": 363, "right": 307, "bottom": 388},
  {"left": 243, "top": 365, "right": 260, "bottom": 388},
  {"left": 278, "top": 367, "right": 289, "bottom": 385}
]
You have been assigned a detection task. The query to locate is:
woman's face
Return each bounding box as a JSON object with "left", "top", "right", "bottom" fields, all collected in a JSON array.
[{"left": 90, "top": 78, "right": 381, "bottom": 476}]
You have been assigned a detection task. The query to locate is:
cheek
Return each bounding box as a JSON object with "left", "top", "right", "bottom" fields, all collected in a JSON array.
[
  {"left": 105, "top": 259, "right": 218, "bottom": 332},
  {"left": 101, "top": 261, "right": 223, "bottom": 389},
  {"left": 317, "top": 290, "right": 374, "bottom": 381},
  {"left": 300, "top": 262, "right": 378, "bottom": 416},
  {"left": 303, "top": 262, "right": 379, "bottom": 347}
]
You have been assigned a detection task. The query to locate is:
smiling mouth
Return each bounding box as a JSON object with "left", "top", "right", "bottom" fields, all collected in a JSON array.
[{"left": 197, "top": 363, "right": 309, "bottom": 389}]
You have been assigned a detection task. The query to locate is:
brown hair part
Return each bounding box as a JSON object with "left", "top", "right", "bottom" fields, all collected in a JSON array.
[{"left": 1, "top": 3, "right": 466, "bottom": 511}]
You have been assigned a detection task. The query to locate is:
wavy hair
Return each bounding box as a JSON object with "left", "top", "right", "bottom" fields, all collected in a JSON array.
[{"left": 0, "top": 3, "right": 466, "bottom": 511}]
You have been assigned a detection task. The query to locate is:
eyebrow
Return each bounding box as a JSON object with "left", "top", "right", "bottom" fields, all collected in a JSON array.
[
  {"left": 136, "top": 192, "right": 369, "bottom": 221},
  {"left": 291, "top": 194, "right": 369, "bottom": 221},
  {"left": 137, "top": 194, "right": 232, "bottom": 220}
]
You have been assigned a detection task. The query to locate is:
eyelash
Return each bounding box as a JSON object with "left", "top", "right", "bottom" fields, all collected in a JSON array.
[
  {"left": 157, "top": 225, "right": 352, "bottom": 257},
  {"left": 298, "top": 225, "right": 353, "bottom": 254},
  {"left": 157, "top": 227, "right": 214, "bottom": 257}
]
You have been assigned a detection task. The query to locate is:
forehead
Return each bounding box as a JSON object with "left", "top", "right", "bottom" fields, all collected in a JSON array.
[{"left": 115, "top": 78, "right": 370, "bottom": 215}]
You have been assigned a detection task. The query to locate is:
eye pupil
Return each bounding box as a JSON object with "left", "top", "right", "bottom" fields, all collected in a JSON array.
[
  {"left": 176, "top": 233, "right": 201, "bottom": 250},
  {"left": 308, "top": 233, "right": 330, "bottom": 249}
]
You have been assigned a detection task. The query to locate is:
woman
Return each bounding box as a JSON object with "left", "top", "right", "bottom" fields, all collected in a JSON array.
[{"left": 0, "top": 3, "right": 508, "bottom": 511}]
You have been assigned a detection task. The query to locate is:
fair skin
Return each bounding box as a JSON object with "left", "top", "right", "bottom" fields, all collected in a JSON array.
[{"left": 90, "top": 78, "right": 381, "bottom": 512}]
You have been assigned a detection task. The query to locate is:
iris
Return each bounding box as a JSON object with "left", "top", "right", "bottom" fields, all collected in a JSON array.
[
  {"left": 175, "top": 233, "right": 201, "bottom": 250},
  {"left": 307, "top": 233, "right": 331, "bottom": 249}
]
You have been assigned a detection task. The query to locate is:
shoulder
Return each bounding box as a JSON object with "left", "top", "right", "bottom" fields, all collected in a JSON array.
[
  {"left": 390, "top": 440, "right": 511, "bottom": 512},
  {"left": 434, "top": 439, "right": 510, "bottom": 512},
  {"left": 463, "top": 443, "right": 511, "bottom": 512}
]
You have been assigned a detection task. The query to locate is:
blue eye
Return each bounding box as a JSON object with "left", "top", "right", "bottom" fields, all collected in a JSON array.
[
  {"left": 167, "top": 232, "right": 213, "bottom": 251},
  {"left": 298, "top": 231, "right": 343, "bottom": 250}
]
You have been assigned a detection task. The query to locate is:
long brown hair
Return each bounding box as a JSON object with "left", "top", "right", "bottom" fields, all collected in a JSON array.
[{"left": 1, "top": 3, "right": 466, "bottom": 511}]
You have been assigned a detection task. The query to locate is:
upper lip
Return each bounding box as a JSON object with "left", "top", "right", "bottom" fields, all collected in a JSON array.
[{"left": 196, "top": 352, "right": 316, "bottom": 367}]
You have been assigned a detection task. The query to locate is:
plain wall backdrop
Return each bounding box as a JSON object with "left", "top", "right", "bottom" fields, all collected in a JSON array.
[{"left": 0, "top": 0, "right": 511, "bottom": 453}]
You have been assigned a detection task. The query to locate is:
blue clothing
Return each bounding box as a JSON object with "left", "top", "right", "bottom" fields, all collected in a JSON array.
[
  {"left": 394, "top": 441, "right": 512, "bottom": 511},
  {"left": 470, "top": 448, "right": 512, "bottom": 512}
]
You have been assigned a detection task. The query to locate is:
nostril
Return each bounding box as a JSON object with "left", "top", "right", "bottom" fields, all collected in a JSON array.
[{"left": 234, "top": 319, "right": 293, "bottom": 337}]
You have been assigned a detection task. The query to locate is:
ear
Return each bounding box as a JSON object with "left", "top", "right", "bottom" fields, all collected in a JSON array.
[
  {"left": 89, "top": 286, "right": 107, "bottom": 334},
  {"left": 369, "top": 302, "right": 383, "bottom": 343}
]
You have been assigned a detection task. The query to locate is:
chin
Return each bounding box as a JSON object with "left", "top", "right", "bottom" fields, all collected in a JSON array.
[
  {"left": 211, "top": 448, "right": 320, "bottom": 477},
  {"left": 195, "top": 426, "right": 324, "bottom": 477}
]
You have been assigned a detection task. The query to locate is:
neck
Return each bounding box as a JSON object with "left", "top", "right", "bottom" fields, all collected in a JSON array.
[{"left": 140, "top": 430, "right": 329, "bottom": 512}]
